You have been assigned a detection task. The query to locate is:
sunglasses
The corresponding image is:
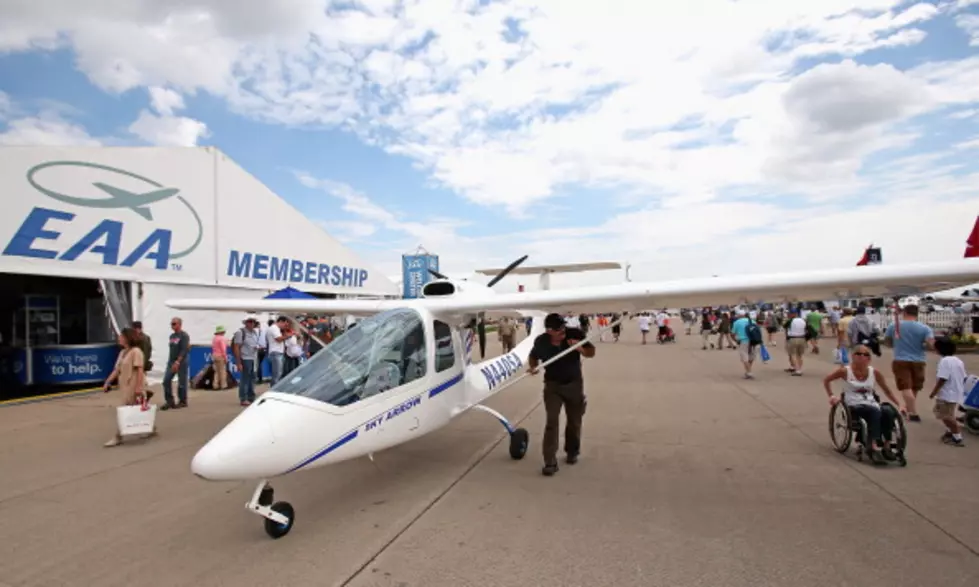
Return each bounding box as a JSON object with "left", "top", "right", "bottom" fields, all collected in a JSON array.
[{"left": 853, "top": 352, "right": 870, "bottom": 357}]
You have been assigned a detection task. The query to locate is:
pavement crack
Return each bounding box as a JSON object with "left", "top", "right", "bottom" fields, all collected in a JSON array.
[
  {"left": 729, "top": 376, "right": 979, "bottom": 559},
  {"left": 336, "top": 395, "right": 545, "bottom": 587}
]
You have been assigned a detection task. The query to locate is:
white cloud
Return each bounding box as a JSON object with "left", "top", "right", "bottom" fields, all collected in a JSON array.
[
  {"left": 956, "top": 13, "right": 979, "bottom": 45},
  {"left": 127, "top": 109, "right": 208, "bottom": 146},
  {"left": 3, "top": 1, "right": 979, "bottom": 284},
  {"left": 147, "top": 86, "right": 185, "bottom": 116},
  {"left": 0, "top": 112, "right": 101, "bottom": 146},
  {"left": 955, "top": 137, "right": 979, "bottom": 150},
  {"left": 321, "top": 220, "right": 378, "bottom": 241}
]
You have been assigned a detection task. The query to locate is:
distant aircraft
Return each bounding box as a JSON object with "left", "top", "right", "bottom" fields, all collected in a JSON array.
[{"left": 168, "top": 257, "right": 979, "bottom": 539}]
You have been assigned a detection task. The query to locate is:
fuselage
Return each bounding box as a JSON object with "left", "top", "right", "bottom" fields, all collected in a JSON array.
[{"left": 191, "top": 286, "right": 545, "bottom": 481}]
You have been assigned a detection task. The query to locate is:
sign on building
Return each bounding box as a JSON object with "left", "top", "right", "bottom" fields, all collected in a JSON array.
[{"left": 402, "top": 252, "right": 439, "bottom": 299}]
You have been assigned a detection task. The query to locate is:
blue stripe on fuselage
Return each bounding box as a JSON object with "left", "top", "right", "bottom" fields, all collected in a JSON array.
[
  {"left": 286, "top": 373, "right": 464, "bottom": 472},
  {"left": 285, "top": 429, "right": 358, "bottom": 473},
  {"left": 429, "top": 372, "right": 463, "bottom": 398}
]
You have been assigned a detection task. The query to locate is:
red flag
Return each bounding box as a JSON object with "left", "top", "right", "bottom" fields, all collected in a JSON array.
[
  {"left": 856, "top": 244, "right": 871, "bottom": 266},
  {"left": 965, "top": 216, "right": 979, "bottom": 258}
]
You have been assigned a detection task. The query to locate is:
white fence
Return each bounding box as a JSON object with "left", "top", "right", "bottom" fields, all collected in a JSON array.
[{"left": 865, "top": 311, "right": 973, "bottom": 336}]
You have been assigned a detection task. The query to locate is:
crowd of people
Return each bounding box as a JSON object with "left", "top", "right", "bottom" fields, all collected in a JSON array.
[{"left": 97, "top": 302, "right": 971, "bottom": 465}]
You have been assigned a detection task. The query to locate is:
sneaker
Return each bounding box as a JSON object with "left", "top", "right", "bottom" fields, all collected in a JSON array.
[
  {"left": 566, "top": 453, "right": 579, "bottom": 465},
  {"left": 942, "top": 435, "right": 965, "bottom": 447},
  {"left": 241, "top": 400, "right": 252, "bottom": 407},
  {"left": 941, "top": 431, "right": 953, "bottom": 442},
  {"left": 176, "top": 401, "right": 188, "bottom": 409},
  {"left": 881, "top": 445, "right": 896, "bottom": 461},
  {"left": 542, "top": 462, "right": 559, "bottom": 476},
  {"left": 908, "top": 414, "right": 921, "bottom": 422},
  {"left": 791, "top": 371, "right": 803, "bottom": 377},
  {"left": 160, "top": 402, "right": 175, "bottom": 411},
  {"left": 104, "top": 436, "right": 122, "bottom": 447}
]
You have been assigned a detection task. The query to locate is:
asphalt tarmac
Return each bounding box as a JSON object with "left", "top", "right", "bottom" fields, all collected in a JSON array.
[{"left": 1, "top": 324, "right": 977, "bottom": 587}]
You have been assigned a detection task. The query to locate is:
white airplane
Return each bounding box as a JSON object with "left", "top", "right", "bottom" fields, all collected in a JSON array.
[{"left": 167, "top": 257, "right": 979, "bottom": 539}]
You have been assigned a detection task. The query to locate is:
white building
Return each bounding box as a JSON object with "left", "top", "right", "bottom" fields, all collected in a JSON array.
[{"left": 0, "top": 146, "right": 397, "bottom": 391}]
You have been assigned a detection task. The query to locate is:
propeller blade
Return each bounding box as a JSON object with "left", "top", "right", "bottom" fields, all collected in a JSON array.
[
  {"left": 428, "top": 268, "right": 448, "bottom": 280},
  {"left": 486, "top": 255, "right": 528, "bottom": 288}
]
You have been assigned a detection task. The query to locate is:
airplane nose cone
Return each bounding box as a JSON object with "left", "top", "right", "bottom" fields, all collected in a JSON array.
[{"left": 191, "top": 403, "right": 279, "bottom": 481}]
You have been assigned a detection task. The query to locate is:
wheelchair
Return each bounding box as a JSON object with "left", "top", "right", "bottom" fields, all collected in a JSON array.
[{"left": 829, "top": 393, "right": 907, "bottom": 466}]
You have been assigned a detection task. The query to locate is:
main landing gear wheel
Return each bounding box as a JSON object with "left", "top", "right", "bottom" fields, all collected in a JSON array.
[
  {"left": 509, "top": 428, "right": 529, "bottom": 460},
  {"left": 264, "top": 501, "right": 295, "bottom": 539}
]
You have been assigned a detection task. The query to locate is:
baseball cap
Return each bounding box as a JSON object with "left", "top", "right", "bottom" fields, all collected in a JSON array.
[{"left": 544, "top": 313, "right": 565, "bottom": 330}]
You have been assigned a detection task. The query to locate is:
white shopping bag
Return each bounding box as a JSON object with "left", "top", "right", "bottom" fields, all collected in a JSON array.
[{"left": 116, "top": 404, "right": 157, "bottom": 436}]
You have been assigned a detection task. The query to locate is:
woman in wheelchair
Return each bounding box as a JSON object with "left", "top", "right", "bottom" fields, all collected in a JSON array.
[{"left": 823, "top": 344, "right": 908, "bottom": 464}]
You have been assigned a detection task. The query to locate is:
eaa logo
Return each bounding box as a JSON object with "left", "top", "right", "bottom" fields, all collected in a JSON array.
[{"left": 2, "top": 161, "right": 203, "bottom": 270}]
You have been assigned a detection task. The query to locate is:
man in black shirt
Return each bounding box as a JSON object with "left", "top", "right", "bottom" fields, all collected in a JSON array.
[{"left": 527, "top": 312, "right": 596, "bottom": 476}]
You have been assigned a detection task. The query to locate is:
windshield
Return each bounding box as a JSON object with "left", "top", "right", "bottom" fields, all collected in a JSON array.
[{"left": 271, "top": 308, "right": 428, "bottom": 407}]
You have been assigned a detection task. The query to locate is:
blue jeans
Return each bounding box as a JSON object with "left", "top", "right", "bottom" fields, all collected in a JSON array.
[
  {"left": 239, "top": 358, "right": 256, "bottom": 402},
  {"left": 163, "top": 360, "right": 188, "bottom": 405},
  {"left": 269, "top": 352, "right": 284, "bottom": 384}
]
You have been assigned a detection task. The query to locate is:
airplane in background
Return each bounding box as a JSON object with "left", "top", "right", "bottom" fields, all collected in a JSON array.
[{"left": 167, "top": 257, "right": 979, "bottom": 539}]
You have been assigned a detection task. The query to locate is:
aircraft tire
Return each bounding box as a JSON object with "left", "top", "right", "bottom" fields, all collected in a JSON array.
[
  {"left": 509, "top": 428, "right": 529, "bottom": 460},
  {"left": 264, "top": 501, "right": 295, "bottom": 539}
]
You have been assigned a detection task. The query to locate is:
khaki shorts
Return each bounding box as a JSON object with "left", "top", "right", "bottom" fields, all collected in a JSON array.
[
  {"left": 786, "top": 338, "right": 806, "bottom": 358},
  {"left": 738, "top": 341, "right": 756, "bottom": 362},
  {"left": 933, "top": 400, "right": 957, "bottom": 420},
  {"left": 892, "top": 360, "right": 925, "bottom": 391}
]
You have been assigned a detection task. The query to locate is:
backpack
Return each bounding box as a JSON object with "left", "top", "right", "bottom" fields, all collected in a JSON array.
[{"left": 746, "top": 320, "right": 763, "bottom": 346}]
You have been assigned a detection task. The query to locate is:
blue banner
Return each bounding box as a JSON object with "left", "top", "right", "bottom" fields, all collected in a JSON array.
[
  {"left": 0, "top": 348, "right": 28, "bottom": 386},
  {"left": 32, "top": 344, "right": 120, "bottom": 385},
  {"left": 402, "top": 254, "right": 439, "bottom": 299}
]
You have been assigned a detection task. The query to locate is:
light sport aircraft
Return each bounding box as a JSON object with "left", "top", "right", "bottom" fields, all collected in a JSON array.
[{"left": 167, "top": 257, "right": 979, "bottom": 539}]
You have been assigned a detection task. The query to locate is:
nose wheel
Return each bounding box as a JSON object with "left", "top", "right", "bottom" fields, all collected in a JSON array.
[{"left": 248, "top": 481, "right": 296, "bottom": 539}]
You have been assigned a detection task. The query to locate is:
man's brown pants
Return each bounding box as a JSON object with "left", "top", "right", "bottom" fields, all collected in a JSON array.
[{"left": 542, "top": 379, "right": 586, "bottom": 464}]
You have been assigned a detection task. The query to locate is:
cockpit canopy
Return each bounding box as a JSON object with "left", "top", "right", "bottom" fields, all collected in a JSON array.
[{"left": 271, "top": 308, "right": 454, "bottom": 407}]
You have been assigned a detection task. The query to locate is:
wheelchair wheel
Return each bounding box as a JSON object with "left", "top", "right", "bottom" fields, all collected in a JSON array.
[
  {"left": 892, "top": 412, "right": 908, "bottom": 466},
  {"left": 829, "top": 401, "right": 852, "bottom": 453}
]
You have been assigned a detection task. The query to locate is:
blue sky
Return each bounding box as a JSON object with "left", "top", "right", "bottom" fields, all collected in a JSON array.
[{"left": 1, "top": 0, "right": 978, "bottom": 288}]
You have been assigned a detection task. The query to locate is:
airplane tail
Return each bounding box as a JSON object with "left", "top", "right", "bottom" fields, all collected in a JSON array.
[
  {"left": 965, "top": 216, "right": 979, "bottom": 258},
  {"left": 856, "top": 244, "right": 880, "bottom": 266}
]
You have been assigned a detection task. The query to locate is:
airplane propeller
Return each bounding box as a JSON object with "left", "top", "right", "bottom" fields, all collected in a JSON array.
[
  {"left": 425, "top": 255, "right": 528, "bottom": 358},
  {"left": 475, "top": 255, "right": 528, "bottom": 358}
]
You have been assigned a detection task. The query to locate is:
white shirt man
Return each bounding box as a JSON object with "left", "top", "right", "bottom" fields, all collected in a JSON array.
[
  {"left": 266, "top": 320, "right": 287, "bottom": 383},
  {"left": 266, "top": 323, "right": 285, "bottom": 354}
]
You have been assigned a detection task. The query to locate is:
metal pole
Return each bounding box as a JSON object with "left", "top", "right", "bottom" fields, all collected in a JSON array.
[{"left": 482, "top": 313, "right": 629, "bottom": 396}]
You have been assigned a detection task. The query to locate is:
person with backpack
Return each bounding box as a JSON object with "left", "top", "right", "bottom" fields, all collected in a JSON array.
[
  {"left": 232, "top": 315, "right": 262, "bottom": 407},
  {"left": 731, "top": 309, "right": 762, "bottom": 379}
]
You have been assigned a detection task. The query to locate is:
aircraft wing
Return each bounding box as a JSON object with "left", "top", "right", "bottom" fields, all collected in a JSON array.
[
  {"left": 167, "top": 260, "right": 979, "bottom": 317},
  {"left": 463, "top": 259, "right": 979, "bottom": 315}
]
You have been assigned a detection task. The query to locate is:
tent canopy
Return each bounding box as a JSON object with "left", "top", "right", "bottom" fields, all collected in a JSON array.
[{"left": 264, "top": 286, "right": 316, "bottom": 299}]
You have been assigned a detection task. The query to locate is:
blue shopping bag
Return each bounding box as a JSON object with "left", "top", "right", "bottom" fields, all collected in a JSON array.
[
  {"left": 839, "top": 346, "right": 849, "bottom": 365},
  {"left": 760, "top": 344, "right": 771, "bottom": 363}
]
